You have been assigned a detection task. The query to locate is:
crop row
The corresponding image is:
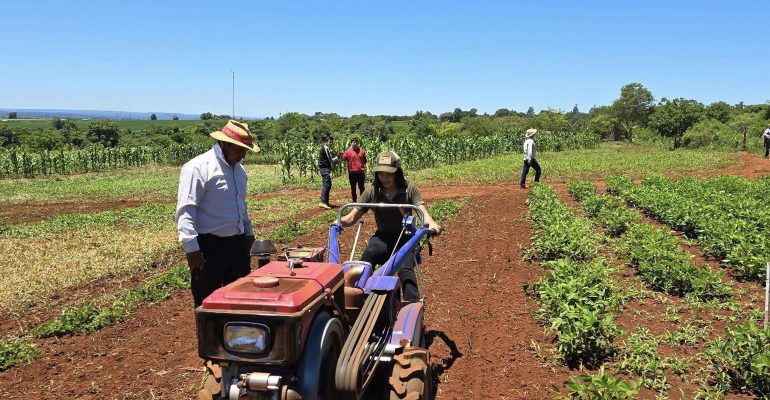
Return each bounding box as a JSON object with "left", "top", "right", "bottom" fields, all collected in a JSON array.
[
  {"left": 527, "top": 184, "right": 620, "bottom": 366},
  {"left": 575, "top": 178, "right": 770, "bottom": 398},
  {"left": 568, "top": 180, "right": 731, "bottom": 301},
  {"left": 606, "top": 176, "right": 768, "bottom": 281},
  {"left": 281, "top": 130, "right": 599, "bottom": 179},
  {"left": 0, "top": 144, "right": 210, "bottom": 178}
]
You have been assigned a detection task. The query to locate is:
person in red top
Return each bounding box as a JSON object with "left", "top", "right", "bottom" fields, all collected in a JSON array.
[{"left": 340, "top": 137, "right": 367, "bottom": 202}]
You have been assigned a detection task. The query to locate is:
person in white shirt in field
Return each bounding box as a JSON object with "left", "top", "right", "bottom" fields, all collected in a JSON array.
[
  {"left": 176, "top": 120, "right": 259, "bottom": 307},
  {"left": 762, "top": 123, "right": 770, "bottom": 158},
  {"left": 519, "top": 128, "right": 542, "bottom": 188}
]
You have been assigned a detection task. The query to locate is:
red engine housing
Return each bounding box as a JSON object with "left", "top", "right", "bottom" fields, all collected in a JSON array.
[
  {"left": 202, "top": 261, "right": 343, "bottom": 312},
  {"left": 196, "top": 260, "right": 346, "bottom": 365}
]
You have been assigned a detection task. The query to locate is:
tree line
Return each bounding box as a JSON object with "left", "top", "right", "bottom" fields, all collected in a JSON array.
[{"left": 1, "top": 82, "right": 768, "bottom": 153}]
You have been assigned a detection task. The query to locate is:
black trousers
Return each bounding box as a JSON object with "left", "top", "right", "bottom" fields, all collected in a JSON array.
[
  {"left": 191, "top": 233, "right": 251, "bottom": 307},
  {"left": 519, "top": 158, "right": 542, "bottom": 186},
  {"left": 348, "top": 172, "right": 365, "bottom": 202},
  {"left": 320, "top": 167, "right": 332, "bottom": 204},
  {"left": 361, "top": 230, "right": 420, "bottom": 302},
  {"left": 764, "top": 139, "right": 769, "bottom": 157}
]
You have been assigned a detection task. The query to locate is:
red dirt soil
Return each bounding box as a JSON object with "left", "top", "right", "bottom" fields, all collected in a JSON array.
[
  {"left": 2, "top": 153, "right": 770, "bottom": 399},
  {"left": 0, "top": 200, "right": 146, "bottom": 225}
]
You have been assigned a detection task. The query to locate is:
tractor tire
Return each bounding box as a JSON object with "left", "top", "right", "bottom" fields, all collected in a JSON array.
[
  {"left": 197, "top": 360, "right": 222, "bottom": 400},
  {"left": 389, "top": 348, "right": 432, "bottom": 400},
  {"left": 298, "top": 311, "right": 344, "bottom": 400}
]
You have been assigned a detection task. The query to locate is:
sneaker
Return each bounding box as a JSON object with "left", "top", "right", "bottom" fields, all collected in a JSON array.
[
  {"left": 318, "top": 202, "right": 331, "bottom": 209},
  {"left": 520, "top": 185, "right": 527, "bottom": 189}
]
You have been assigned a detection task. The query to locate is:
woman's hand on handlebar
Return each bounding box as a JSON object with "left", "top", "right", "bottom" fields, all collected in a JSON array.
[{"left": 426, "top": 222, "right": 442, "bottom": 236}]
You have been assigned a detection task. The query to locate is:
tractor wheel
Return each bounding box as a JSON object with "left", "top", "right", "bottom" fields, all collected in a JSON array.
[
  {"left": 298, "top": 311, "right": 344, "bottom": 400},
  {"left": 197, "top": 360, "right": 222, "bottom": 400},
  {"left": 389, "top": 348, "right": 432, "bottom": 400}
]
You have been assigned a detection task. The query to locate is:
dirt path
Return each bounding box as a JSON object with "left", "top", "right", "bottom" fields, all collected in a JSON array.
[{"left": 419, "top": 188, "right": 573, "bottom": 399}]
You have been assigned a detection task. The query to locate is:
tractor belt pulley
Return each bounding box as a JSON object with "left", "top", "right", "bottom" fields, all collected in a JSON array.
[{"left": 335, "top": 291, "right": 392, "bottom": 400}]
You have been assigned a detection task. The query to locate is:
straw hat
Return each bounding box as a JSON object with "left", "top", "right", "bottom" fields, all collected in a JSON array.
[
  {"left": 210, "top": 120, "right": 260, "bottom": 153},
  {"left": 373, "top": 150, "right": 401, "bottom": 173},
  {"left": 525, "top": 128, "right": 537, "bottom": 138}
]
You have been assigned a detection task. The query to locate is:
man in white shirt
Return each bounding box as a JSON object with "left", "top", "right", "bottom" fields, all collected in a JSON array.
[
  {"left": 763, "top": 124, "right": 770, "bottom": 158},
  {"left": 176, "top": 120, "right": 260, "bottom": 307},
  {"left": 519, "top": 128, "right": 542, "bottom": 188}
]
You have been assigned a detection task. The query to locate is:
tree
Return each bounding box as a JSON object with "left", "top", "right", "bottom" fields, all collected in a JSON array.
[
  {"left": 7, "top": 112, "right": 17, "bottom": 119},
  {"left": 20, "top": 127, "right": 64, "bottom": 150},
  {"left": 172, "top": 114, "right": 179, "bottom": 121},
  {"left": 705, "top": 101, "right": 733, "bottom": 123},
  {"left": 87, "top": 119, "right": 121, "bottom": 147},
  {"left": 610, "top": 82, "right": 654, "bottom": 141},
  {"left": 526, "top": 107, "right": 535, "bottom": 118},
  {"left": 493, "top": 108, "right": 511, "bottom": 118},
  {"left": 452, "top": 108, "right": 463, "bottom": 123},
  {"left": 52, "top": 118, "right": 80, "bottom": 145},
  {"left": 0, "top": 124, "right": 20, "bottom": 147},
  {"left": 200, "top": 112, "right": 214, "bottom": 120},
  {"left": 150, "top": 113, "right": 158, "bottom": 120},
  {"left": 648, "top": 97, "right": 704, "bottom": 148}
]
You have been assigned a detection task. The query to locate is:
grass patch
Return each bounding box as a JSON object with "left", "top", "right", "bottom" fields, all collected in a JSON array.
[
  {"left": 0, "top": 164, "right": 319, "bottom": 204},
  {"left": 426, "top": 198, "right": 468, "bottom": 223},
  {"left": 409, "top": 144, "right": 737, "bottom": 185},
  {"left": 0, "top": 193, "right": 316, "bottom": 315}
]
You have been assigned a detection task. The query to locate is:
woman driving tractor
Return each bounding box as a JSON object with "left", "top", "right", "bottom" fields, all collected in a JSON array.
[{"left": 339, "top": 150, "right": 442, "bottom": 303}]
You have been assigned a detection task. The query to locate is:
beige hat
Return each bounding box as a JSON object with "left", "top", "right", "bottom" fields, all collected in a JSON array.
[
  {"left": 373, "top": 150, "right": 401, "bottom": 173},
  {"left": 210, "top": 120, "right": 260, "bottom": 153},
  {"left": 525, "top": 128, "right": 537, "bottom": 138}
]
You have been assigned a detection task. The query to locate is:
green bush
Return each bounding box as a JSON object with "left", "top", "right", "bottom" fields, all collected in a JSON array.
[{"left": 681, "top": 119, "right": 737, "bottom": 149}]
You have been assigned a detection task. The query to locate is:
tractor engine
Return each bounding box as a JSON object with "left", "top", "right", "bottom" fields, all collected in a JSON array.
[{"left": 196, "top": 259, "right": 345, "bottom": 399}]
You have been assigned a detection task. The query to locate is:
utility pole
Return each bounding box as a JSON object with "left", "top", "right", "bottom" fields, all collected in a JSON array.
[{"left": 231, "top": 70, "right": 235, "bottom": 120}]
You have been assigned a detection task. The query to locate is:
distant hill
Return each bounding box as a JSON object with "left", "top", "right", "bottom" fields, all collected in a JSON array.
[{"left": 0, "top": 108, "right": 202, "bottom": 120}]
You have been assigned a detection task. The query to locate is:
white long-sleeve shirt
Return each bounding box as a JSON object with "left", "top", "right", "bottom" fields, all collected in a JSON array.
[
  {"left": 763, "top": 128, "right": 770, "bottom": 140},
  {"left": 523, "top": 138, "right": 536, "bottom": 161},
  {"left": 176, "top": 143, "right": 253, "bottom": 253}
]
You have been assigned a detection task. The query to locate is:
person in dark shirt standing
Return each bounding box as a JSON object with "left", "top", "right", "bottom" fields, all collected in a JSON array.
[
  {"left": 318, "top": 135, "right": 338, "bottom": 209},
  {"left": 341, "top": 137, "right": 367, "bottom": 202},
  {"left": 339, "top": 151, "right": 441, "bottom": 302}
]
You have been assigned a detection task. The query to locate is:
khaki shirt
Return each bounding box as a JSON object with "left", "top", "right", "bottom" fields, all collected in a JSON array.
[{"left": 356, "top": 181, "right": 425, "bottom": 234}]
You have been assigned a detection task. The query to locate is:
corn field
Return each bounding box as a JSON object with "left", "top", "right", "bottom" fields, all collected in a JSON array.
[
  {"left": 279, "top": 130, "right": 600, "bottom": 179},
  {"left": 0, "top": 144, "right": 210, "bottom": 178}
]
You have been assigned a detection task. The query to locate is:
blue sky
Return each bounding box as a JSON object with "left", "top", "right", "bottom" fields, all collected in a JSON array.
[{"left": 1, "top": 1, "right": 768, "bottom": 118}]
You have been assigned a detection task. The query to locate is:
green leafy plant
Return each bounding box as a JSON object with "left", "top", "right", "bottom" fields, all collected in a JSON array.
[
  {"left": 618, "top": 328, "right": 668, "bottom": 390},
  {"left": 562, "top": 366, "right": 642, "bottom": 399},
  {"left": 704, "top": 323, "right": 770, "bottom": 397},
  {"left": 0, "top": 338, "right": 39, "bottom": 371}
]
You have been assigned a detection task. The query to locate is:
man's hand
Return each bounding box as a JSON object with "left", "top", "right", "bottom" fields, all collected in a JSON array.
[
  {"left": 527, "top": 159, "right": 533, "bottom": 166},
  {"left": 186, "top": 250, "right": 205, "bottom": 270}
]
